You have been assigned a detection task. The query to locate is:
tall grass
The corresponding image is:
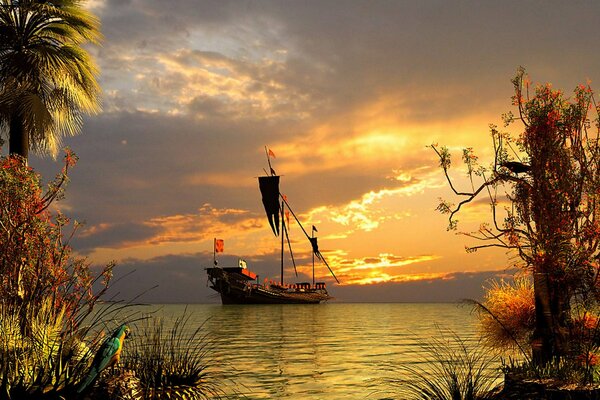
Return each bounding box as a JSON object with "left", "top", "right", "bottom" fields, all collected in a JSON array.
[
  {"left": 381, "top": 330, "right": 502, "bottom": 400},
  {"left": 0, "top": 298, "right": 98, "bottom": 399},
  {"left": 119, "top": 313, "right": 227, "bottom": 400}
]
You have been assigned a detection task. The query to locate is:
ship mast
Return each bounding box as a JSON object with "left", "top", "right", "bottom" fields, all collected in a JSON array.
[
  {"left": 258, "top": 146, "right": 340, "bottom": 285},
  {"left": 281, "top": 196, "right": 340, "bottom": 284},
  {"left": 312, "top": 228, "right": 315, "bottom": 286},
  {"left": 281, "top": 198, "right": 285, "bottom": 285}
]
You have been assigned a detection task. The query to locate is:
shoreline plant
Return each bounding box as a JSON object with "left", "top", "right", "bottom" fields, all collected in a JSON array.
[
  {"left": 381, "top": 330, "right": 502, "bottom": 400},
  {"left": 0, "top": 152, "right": 232, "bottom": 399},
  {"left": 0, "top": 151, "right": 115, "bottom": 399},
  {"left": 432, "top": 67, "right": 600, "bottom": 387},
  {"left": 110, "top": 313, "right": 227, "bottom": 400}
]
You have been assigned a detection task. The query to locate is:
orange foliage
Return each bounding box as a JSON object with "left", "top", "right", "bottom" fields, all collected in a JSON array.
[{"left": 479, "top": 277, "right": 535, "bottom": 351}]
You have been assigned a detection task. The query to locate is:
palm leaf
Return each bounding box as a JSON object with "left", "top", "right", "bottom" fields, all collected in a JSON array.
[{"left": 0, "top": 0, "right": 101, "bottom": 158}]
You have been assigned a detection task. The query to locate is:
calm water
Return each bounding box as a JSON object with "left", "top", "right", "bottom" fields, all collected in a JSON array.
[{"left": 122, "top": 303, "right": 496, "bottom": 399}]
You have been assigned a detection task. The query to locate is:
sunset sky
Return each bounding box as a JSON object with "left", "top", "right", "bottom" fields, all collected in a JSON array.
[{"left": 26, "top": 0, "right": 600, "bottom": 302}]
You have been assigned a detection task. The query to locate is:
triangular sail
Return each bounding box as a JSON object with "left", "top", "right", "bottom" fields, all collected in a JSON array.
[{"left": 258, "top": 175, "right": 280, "bottom": 236}]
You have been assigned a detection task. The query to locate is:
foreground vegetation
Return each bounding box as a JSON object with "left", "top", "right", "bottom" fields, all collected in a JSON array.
[
  {"left": 383, "top": 331, "right": 502, "bottom": 400},
  {"left": 0, "top": 153, "right": 227, "bottom": 399},
  {"left": 422, "top": 68, "right": 600, "bottom": 398},
  {"left": 0, "top": 0, "right": 102, "bottom": 160}
]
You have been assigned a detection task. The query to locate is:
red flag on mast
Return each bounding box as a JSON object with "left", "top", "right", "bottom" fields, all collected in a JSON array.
[
  {"left": 268, "top": 148, "right": 276, "bottom": 158},
  {"left": 214, "top": 239, "right": 224, "bottom": 253}
]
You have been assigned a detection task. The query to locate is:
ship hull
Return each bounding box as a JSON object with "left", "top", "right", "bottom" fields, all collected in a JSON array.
[{"left": 207, "top": 267, "right": 331, "bottom": 305}]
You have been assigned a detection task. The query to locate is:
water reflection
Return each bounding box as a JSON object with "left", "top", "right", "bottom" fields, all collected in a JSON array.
[{"left": 121, "top": 303, "right": 492, "bottom": 400}]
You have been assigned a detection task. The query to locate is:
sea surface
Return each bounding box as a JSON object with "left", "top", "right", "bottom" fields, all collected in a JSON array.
[{"left": 119, "top": 303, "right": 501, "bottom": 399}]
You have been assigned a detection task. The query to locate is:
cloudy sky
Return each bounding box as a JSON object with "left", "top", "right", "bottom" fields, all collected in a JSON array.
[{"left": 25, "top": 0, "right": 600, "bottom": 302}]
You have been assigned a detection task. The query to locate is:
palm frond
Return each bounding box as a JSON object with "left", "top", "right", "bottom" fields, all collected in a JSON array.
[{"left": 0, "top": 0, "right": 101, "bottom": 158}]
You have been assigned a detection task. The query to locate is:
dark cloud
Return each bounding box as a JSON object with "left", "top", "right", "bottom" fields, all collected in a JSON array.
[
  {"left": 187, "top": 95, "right": 229, "bottom": 119},
  {"left": 74, "top": 222, "right": 160, "bottom": 253},
  {"left": 92, "top": 0, "right": 600, "bottom": 122},
  {"left": 31, "top": 111, "right": 272, "bottom": 223},
  {"left": 98, "top": 253, "right": 220, "bottom": 304}
]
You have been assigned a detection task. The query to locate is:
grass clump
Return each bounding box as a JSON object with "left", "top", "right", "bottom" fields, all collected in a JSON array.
[
  {"left": 117, "top": 313, "right": 226, "bottom": 400},
  {"left": 503, "top": 357, "right": 599, "bottom": 387},
  {"left": 382, "top": 330, "right": 502, "bottom": 400}
]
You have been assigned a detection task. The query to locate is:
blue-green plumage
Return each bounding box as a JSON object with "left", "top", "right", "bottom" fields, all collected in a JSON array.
[{"left": 77, "top": 324, "right": 130, "bottom": 394}]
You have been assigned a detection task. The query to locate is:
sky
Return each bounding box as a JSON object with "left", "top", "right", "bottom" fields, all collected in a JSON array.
[{"left": 24, "top": 0, "right": 600, "bottom": 303}]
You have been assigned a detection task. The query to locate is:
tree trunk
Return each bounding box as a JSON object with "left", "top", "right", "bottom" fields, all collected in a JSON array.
[
  {"left": 532, "top": 271, "right": 570, "bottom": 364},
  {"left": 9, "top": 115, "right": 28, "bottom": 161},
  {"left": 532, "top": 272, "right": 553, "bottom": 363}
]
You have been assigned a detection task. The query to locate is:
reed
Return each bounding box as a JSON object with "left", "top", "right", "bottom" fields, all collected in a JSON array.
[
  {"left": 119, "top": 313, "right": 227, "bottom": 400},
  {"left": 382, "top": 330, "right": 502, "bottom": 400}
]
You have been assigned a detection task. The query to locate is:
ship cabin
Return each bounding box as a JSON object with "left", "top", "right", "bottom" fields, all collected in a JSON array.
[{"left": 221, "top": 267, "right": 257, "bottom": 281}]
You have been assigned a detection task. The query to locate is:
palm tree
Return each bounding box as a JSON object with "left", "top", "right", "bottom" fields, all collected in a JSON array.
[{"left": 0, "top": 0, "right": 101, "bottom": 161}]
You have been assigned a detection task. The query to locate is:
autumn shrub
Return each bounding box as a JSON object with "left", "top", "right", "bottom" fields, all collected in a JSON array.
[
  {"left": 0, "top": 152, "right": 114, "bottom": 399},
  {"left": 477, "top": 278, "right": 535, "bottom": 352}
]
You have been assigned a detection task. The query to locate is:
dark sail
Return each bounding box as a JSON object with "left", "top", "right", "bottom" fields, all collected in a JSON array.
[
  {"left": 258, "top": 175, "right": 280, "bottom": 236},
  {"left": 310, "top": 237, "right": 319, "bottom": 254}
]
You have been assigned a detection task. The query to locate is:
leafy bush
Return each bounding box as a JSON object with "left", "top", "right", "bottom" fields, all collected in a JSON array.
[{"left": 0, "top": 152, "right": 113, "bottom": 399}]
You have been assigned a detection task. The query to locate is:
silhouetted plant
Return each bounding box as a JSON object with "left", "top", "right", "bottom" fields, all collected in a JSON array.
[
  {"left": 432, "top": 67, "right": 600, "bottom": 365},
  {"left": 381, "top": 331, "right": 502, "bottom": 400},
  {"left": 120, "top": 313, "right": 227, "bottom": 400},
  {"left": 503, "top": 356, "right": 600, "bottom": 387}
]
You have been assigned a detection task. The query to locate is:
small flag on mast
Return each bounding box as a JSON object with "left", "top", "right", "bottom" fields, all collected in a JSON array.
[
  {"left": 268, "top": 148, "right": 276, "bottom": 158},
  {"left": 214, "top": 239, "right": 224, "bottom": 253},
  {"left": 312, "top": 225, "right": 318, "bottom": 233}
]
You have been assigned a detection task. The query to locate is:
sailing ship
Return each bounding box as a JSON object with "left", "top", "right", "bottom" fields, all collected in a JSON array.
[{"left": 205, "top": 148, "right": 339, "bottom": 304}]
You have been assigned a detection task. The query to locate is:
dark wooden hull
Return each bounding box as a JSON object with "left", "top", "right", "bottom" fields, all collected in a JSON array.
[{"left": 206, "top": 267, "right": 331, "bottom": 305}]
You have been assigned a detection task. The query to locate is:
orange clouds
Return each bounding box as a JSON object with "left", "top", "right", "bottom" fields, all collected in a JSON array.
[
  {"left": 140, "top": 204, "right": 264, "bottom": 246},
  {"left": 326, "top": 252, "right": 443, "bottom": 285},
  {"left": 304, "top": 174, "right": 440, "bottom": 235},
  {"left": 81, "top": 204, "right": 262, "bottom": 258}
]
